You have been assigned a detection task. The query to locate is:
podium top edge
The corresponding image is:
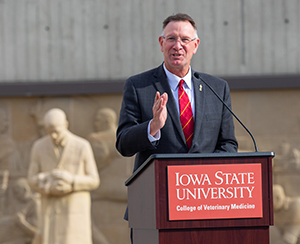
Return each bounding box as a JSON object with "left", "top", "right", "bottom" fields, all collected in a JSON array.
[
  {"left": 145, "top": 152, "right": 274, "bottom": 160},
  {"left": 125, "top": 152, "right": 274, "bottom": 186}
]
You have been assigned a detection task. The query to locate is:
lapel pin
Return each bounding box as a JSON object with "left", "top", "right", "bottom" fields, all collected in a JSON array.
[{"left": 199, "top": 85, "right": 202, "bottom": 91}]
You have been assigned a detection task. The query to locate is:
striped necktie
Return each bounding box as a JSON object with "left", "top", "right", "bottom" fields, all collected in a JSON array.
[{"left": 178, "top": 79, "right": 194, "bottom": 148}]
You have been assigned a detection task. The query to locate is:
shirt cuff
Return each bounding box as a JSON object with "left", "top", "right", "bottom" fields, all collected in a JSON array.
[{"left": 147, "top": 120, "right": 161, "bottom": 142}]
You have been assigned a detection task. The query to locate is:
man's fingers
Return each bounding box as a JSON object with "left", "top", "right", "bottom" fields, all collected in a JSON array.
[
  {"left": 161, "top": 92, "right": 168, "bottom": 105},
  {"left": 154, "top": 91, "right": 160, "bottom": 102},
  {"left": 153, "top": 92, "right": 168, "bottom": 115}
]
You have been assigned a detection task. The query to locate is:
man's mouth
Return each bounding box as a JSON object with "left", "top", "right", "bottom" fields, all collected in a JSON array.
[{"left": 172, "top": 53, "right": 184, "bottom": 59}]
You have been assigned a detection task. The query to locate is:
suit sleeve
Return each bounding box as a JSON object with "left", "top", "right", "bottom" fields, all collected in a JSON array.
[
  {"left": 116, "top": 78, "right": 157, "bottom": 157},
  {"left": 27, "top": 142, "right": 39, "bottom": 188},
  {"left": 73, "top": 141, "right": 100, "bottom": 191},
  {"left": 27, "top": 141, "right": 49, "bottom": 194}
]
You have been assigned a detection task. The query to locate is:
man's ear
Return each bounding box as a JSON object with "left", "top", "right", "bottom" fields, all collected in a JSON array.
[
  {"left": 158, "top": 36, "right": 164, "bottom": 52},
  {"left": 193, "top": 38, "right": 200, "bottom": 55},
  {"left": 65, "top": 121, "right": 69, "bottom": 129}
]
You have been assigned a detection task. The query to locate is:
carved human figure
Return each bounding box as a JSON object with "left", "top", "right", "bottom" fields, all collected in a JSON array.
[
  {"left": 13, "top": 178, "right": 40, "bottom": 244},
  {"left": 87, "top": 108, "right": 131, "bottom": 244},
  {"left": 272, "top": 184, "right": 300, "bottom": 244},
  {"left": 0, "top": 109, "right": 13, "bottom": 170},
  {"left": 0, "top": 109, "right": 22, "bottom": 173},
  {"left": 0, "top": 178, "right": 39, "bottom": 244},
  {"left": 88, "top": 108, "right": 120, "bottom": 171},
  {"left": 88, "top": 108, "right": 128, "bottom": 201},
  {"left": 0, "top": 170, "right": 9, "bottom": 216},
  {"left": 274, "top": 142, "right": 300, "bottom": 171},
  {"left": 0, "top": 109, "right": 22, "bottom": 216},
  {"left": 27, "top": 108, "right": 100, "bottom": 244}
]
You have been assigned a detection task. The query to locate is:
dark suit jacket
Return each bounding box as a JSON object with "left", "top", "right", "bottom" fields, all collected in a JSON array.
[
  {"left": 116, "top": 64, "right": 238, "bottom": 220},
  {"left": 116, "top": 64, "right": 238, "bottom": 170}
]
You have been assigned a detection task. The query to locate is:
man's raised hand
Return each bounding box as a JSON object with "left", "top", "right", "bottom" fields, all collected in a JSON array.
[{"left": 150, "top": 92, "right": 168, "bottom": 136}]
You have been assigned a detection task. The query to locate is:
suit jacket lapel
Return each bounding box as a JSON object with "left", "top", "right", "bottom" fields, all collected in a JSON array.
[
  {"left": 57, "top": 133, "right": 73, "bottom": 170},
  {"left": 153, "top": 65, "right": 186, "bottom": 145},
  {"left": 45, "top": 137, "right": 60, "bottom": 166}
]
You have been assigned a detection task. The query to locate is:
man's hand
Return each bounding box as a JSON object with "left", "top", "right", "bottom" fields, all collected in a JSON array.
[
  {"left": 150, "top": 92, "right": 168, "bottom": 136},
  {"left": 16, "top": 212, "right": 26, "bottom": 224},
  {"left": 49, "top": 180, "right": 72, "bottom": 195},
  {"left": 52, "top": 169, "right": 74, "bottom": 184}
]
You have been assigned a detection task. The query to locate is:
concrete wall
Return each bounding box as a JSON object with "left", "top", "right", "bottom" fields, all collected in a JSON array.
[
  {"left": 0, "top": 0, "right": 299, "bottom": 82},
  {"left": 232, "top": 89, "right": 300, "bottom": 152}
]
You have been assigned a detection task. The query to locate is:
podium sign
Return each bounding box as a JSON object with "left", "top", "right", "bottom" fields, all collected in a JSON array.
[
  {"left": 126, "top": 153, "right": 274, "bottom": 244},
  {"left": 167, "top": 163, "right": 263, "bottom": 221}
]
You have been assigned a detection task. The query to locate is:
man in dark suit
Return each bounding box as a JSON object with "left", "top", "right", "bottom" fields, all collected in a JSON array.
[
  {"left": 116, "top": 13, "right": 237, "bottom": 170},
  {"left": 116, "top": 13, "right": 238, "bottom": 241}
]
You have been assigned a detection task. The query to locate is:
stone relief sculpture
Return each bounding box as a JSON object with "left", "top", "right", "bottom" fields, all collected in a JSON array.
[
  {"left": 88, "top": 108, "right": 131, "bottom": 244},
  {"left": 27, "top": 108, "right": 100, "bottom": 244},
  {"left": 0, "top": 109, "right": 23, "bottom": 216},
  {"left": 272, "top": 141, "right": 300, "bottom": 244},
  {"left": 271, "top": 184, "right": 300, "bottom": 244},
  {"left": 0, "top": 108, "right": 31, "bottom": 243},
  {"left": 273, "top": 141, "right": 300, "bottom": 198},
  {"left": 0, "top": 109, "right": 24, "bottom": 174},
  {"left": 0, "top": 178, "right": 38, "bottom": 244},
  {"left": 0, "top": 170, "right": 9, "bottom": 216},
  {"left": 88, "top": 108, "right": 121, "bottom": 172},
  {"left": 274, "top": 141, "right": 300, "bottom": 171},
  {"left": 0, "top": 101, "right": 132, "bottom": 244}
]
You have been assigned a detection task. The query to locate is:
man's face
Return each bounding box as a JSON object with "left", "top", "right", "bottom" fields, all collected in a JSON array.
[
  {"left": 46, "top": 122, "right": 68, "bottom": 144},
  {"left": 159, "top": 21, "right": 200, "bottom": 77},
  {"left": 14, "top": 182, "right": 31, "bottom": 202},
  {"left": 273, "top": 187, "right": 285, "bottom": 211},
  {"left": 94, "top": 112, "right": 106, "bottom": 132}
]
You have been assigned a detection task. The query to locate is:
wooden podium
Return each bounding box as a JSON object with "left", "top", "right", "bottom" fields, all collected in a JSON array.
[{"left": 125, "top": 152, "right": 274, "bottom": 244}]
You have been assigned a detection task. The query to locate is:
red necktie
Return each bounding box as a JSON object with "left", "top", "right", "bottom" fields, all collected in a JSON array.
[{"left": 178, "top": 79, "right": 194, "bottom": 148}]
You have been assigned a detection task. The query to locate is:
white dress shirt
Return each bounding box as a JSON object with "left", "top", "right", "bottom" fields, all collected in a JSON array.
[{"left": 148, "top": 63, "right": 195, "bottom": 142}]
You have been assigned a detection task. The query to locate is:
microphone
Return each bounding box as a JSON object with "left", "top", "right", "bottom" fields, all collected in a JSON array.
[{"left": 194, "top": 72, "right": 258, "bottom": 152}]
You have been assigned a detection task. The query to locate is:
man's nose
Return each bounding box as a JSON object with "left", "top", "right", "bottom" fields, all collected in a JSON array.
[
  {"left": 50, "top": 132, "right": 58, "bottom": 139},
  {"left": 173, "top": 39, "right": 183, "bottom": 49}
]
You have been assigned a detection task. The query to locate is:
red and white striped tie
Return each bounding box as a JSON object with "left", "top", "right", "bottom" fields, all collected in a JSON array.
[{"left": 178, "top": 79, "right": 194, "bottom": 148}]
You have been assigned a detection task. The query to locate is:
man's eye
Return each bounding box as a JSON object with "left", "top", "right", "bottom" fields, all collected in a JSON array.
[
  {"left": 181, "top": 38, "right": 190, "bottom": 43},
  {"left": 167, "top": 37, "right": 176, "bottom": 42}
]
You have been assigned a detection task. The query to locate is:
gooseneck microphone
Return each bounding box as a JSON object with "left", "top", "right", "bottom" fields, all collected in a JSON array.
[{"left": 194, "top": 72, "right": 258, "bottom": 152}]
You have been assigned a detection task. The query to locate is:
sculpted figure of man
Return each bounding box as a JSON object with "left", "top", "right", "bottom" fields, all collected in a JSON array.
[
  {"left": 0, "top": 178, "right": 39, "bottom": 244},
  {"left": 88, "top": 108, "right": 121, "bottom": 172},
  {"left": 28, "top": 108, "right": 100, "bottom": 244},
  {"left": 88, "top": 108, "right": 130, "bottom": 244},
  {"left": 272, "top": 184, "right": 300, "bottom": 244}
]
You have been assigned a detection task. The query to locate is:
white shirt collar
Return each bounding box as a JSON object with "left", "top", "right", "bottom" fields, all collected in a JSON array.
[{"left": 163, "top": 63, "right": 193, "bottom": 91}]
